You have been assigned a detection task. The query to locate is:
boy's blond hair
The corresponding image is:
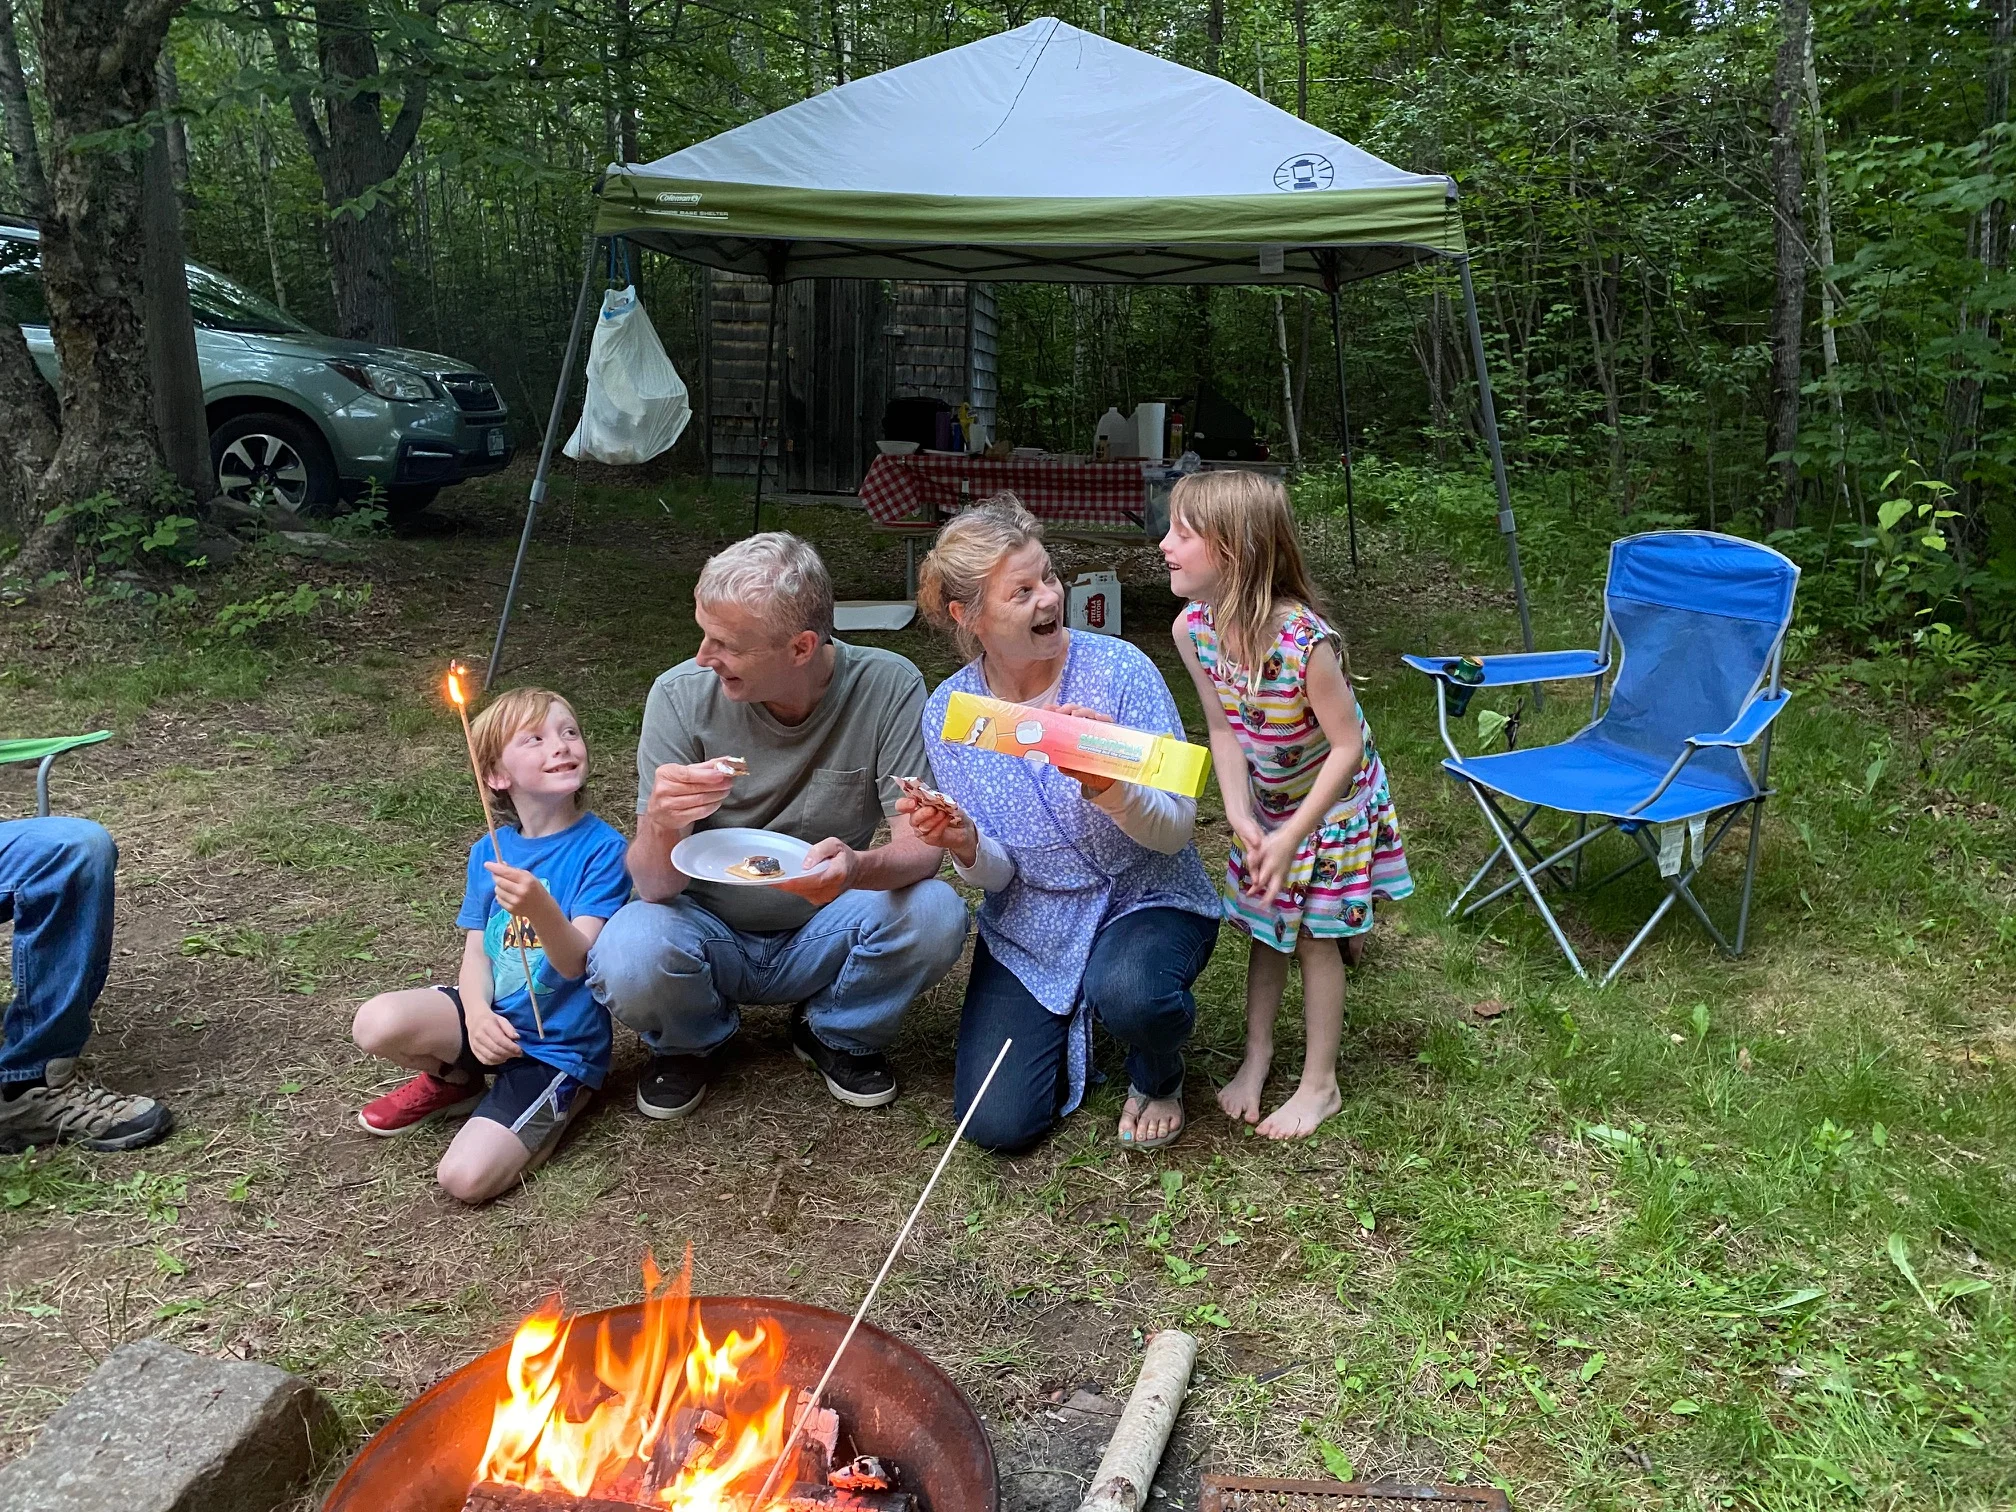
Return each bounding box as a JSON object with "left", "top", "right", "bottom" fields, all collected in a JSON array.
[
  {"left": 1169, "top": 470, "right": 1334, "bottom": 691},
  {"left": 469, "top": 687, "right": 587, "bottom": 827}
]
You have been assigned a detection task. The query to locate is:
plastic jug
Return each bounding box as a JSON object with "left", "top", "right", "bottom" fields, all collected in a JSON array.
[
  {"left": 1095, "top": 407, "right": 1131, "bottom": 461},
  {"left": 1131, "top": 402, "right": 1167, "bottom": 463}
]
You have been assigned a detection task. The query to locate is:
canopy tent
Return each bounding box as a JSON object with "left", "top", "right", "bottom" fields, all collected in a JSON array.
[{"left": 486, "top": 18, "right": 1534, "bottom": 685}]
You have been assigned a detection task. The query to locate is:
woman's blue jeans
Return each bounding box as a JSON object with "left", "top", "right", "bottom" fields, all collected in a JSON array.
[
  {"left": 1, "top": 818, "right": 117, "bottom": 1085},
  {"left": 953, "top": 906, "right": 1220, "bottom": 1152}
]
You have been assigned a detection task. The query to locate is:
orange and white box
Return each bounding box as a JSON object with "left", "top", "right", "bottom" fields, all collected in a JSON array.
[{"left": 940, "top": 691, "right": 1209, "bottom": 798}]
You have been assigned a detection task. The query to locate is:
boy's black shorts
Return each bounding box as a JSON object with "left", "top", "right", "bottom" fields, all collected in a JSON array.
[{"left": 437, "top": 984, "right": 588, "bottom": 1155}]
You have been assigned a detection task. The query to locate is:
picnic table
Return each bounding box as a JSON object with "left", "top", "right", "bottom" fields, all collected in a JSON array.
[{"left": 858, "top": 453, "right": 1151, "bottom": 531}]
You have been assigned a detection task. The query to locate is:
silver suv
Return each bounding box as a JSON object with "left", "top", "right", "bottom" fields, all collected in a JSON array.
[{"left": 1, "top": 221, "right": 513, "bottom": 517}]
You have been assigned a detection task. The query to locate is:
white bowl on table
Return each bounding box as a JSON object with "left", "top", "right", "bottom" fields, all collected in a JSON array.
[{"left": 876, "top": 440, "right": 920, "bottom": 456}]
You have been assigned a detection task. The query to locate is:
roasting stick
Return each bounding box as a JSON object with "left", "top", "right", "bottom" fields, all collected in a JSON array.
[
  {"left": 446, "top": 662, "right": 545, "bottom": 1037},
  {"left": 752, "top": 1035, "right": 1015, "bottom": 1511}
]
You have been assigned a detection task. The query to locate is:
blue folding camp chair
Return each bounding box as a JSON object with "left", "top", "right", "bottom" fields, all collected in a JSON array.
[{"left": 1405, "top": 531, "right": 1798, "bottom": 984}]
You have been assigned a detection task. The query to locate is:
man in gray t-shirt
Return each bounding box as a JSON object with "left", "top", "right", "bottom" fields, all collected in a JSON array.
[{"left": 587, "top": 533, "right": 967, "bottom": 1120}]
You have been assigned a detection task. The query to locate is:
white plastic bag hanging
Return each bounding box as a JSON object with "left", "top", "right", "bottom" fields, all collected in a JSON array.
[{"left": 563, "top": 285, "right": 690, "bottom": 465}]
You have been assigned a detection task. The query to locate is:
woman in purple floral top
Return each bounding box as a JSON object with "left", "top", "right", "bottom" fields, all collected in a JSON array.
[{"left": 899, "top": 496, "right": 1221, "bottom": 1151}]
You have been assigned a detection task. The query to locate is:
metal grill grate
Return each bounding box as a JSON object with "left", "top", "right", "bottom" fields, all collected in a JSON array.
[{"left": 1200, "top": 1475, "right": 1509, "bottom": 1512}]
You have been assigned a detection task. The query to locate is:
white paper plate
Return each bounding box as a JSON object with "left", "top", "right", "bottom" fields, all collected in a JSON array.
[{"left": 671, "top": 828, "right": 816, "bottom": 887}]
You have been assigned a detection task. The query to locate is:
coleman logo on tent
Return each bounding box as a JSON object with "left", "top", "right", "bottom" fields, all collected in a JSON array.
[
  {"left": 655, "top": 192, "right": 702, "bottom": 204},
  {"left": 1274, "top": 154, "right": 1334, "bottom": 191}
]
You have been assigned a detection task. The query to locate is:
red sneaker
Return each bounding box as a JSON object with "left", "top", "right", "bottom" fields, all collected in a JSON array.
[{"left": 358, "top": 1074, "right": 481, "bottom": 1136}]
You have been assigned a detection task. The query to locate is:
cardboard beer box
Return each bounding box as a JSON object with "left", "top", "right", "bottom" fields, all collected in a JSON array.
[
  {"left": 940, "top": 691, "right": 1210, "bottom": 798},
  {"left": 1066, "top": 571, "right": 1121, "bottom": 635}
]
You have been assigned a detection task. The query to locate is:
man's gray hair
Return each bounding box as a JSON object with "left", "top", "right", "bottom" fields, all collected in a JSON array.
[{"left": 695, "top": 532, "right": 834, "bottom": 643}]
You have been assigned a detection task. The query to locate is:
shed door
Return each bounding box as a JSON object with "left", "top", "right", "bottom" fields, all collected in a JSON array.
[{"left": 783, "top": 279, "right": 886, "bottom": 494}]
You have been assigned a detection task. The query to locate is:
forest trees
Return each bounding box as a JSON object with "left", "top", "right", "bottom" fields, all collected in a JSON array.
[
  {"left": 1768, "top": 0, "right": 1810, "bottom": 536},
  {"left": 254, "top": 0, "right": 443, "bottom": 344},
  {"left": 1, "top": 0, "right": 2014, "bottom": 641},
  {"left": 0, "top": 0, "right": 184, "bottom": 570}
]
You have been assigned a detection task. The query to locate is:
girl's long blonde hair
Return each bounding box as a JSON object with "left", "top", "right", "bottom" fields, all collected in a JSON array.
[
  {"left": 1169, "top": 470, "right": 1331, "bottom": 691},
  {"left": 915, "top": 493, "right": 1047, "bottom": 662}
]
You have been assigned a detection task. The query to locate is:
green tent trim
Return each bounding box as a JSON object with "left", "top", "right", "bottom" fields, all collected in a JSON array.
[{"left": 594, "top": 176, "right": 1466, "bottom": 288}]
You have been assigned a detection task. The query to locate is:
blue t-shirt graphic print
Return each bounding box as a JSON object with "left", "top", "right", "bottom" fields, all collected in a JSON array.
[{"left": 455, "top": 812, "right": 631, "bottom": 1087}]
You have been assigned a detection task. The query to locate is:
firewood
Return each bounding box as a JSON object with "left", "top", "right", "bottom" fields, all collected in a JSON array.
[
  {"left": 460, "top": 1483, "right": 652, "bottom": 1512},
  {"left": 793, "top": 1388, "right": 840, "bottom": 1482},
  {"left": 1075, "top": 1329, "right": 1198, "bottom": 1512},
  {"left": 460, "top": 1479, "right": 915, "bottom": 1512},
  {"left": 642, "top": 1404, "right": 727, "bottom": 1496}
]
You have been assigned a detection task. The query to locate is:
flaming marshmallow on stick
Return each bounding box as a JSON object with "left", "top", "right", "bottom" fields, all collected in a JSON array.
[{"left": 447, "top": 662, "right": 545, "bottom": 1038}]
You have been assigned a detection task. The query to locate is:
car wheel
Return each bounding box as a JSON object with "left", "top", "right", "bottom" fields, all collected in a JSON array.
[
  {"left": 210, "top": 411, "right": 338, "bottom": 517},
  {"left": 382, "top": 484, "right": 440, "bottom": 521}
]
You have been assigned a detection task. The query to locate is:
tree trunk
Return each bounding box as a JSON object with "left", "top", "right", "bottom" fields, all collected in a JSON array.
[
  {"left": 1273, "top": 294, "right": 1300, "bottom": 464},
  {"left": 0, "top": 0, "right": 47, "bottom": 217},
  {"left": 1767, "top": 0, "right": 1810, "bottom": 535},
  {"left": 0, "top": 0, "right": 183, "bottom": 572},
  {"left": 259, "top": 0, "right": 438, "bottom": 345},
  {"left": 1293, "top": 0, "right": 1308, "bottom": 120},
  {"left": 157, "top": 49, "right": 190, "bottom": 206},
  {"left": 1937, "top": 0, "right": 2014, "bottom": 559},
  {"left": 142, "top": 122, "right": 211, "bottom": 500},
  {"left": 1800, "top": 17, "right": 1857, "bottom": 540}
]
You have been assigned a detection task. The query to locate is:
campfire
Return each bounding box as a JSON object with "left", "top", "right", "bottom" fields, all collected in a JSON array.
[{"left": 455, "top": 1257, "right": 916, "bottom": 1512}]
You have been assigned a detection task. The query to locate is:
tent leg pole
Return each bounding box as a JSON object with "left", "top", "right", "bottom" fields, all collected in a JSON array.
[
  {"left": 1328, "top": 287, "right": 1358, "bottom": 572},
  {"left": 486, "top": 229, "right": 601, "bottom": 691},
  {"left": 1458, "top": 254, "right": 1540, "bottom": 707},
  {"left": 751, "top": 281, "right": 782, "bottom": 536}
]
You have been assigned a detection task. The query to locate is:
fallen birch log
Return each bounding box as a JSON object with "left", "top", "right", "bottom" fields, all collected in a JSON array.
[{"left": 1076, "top": 1329, "right": 1198, "bottom": 1512}]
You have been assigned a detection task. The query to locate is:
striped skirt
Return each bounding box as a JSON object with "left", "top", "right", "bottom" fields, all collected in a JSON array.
[{"left": 1224, "top": 773, "right": 1413, "bottom": 953}]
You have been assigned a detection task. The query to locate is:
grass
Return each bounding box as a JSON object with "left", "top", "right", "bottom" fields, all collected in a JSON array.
[{"left": 1, "top": 461, "right": 2012, "bottom": 1511}]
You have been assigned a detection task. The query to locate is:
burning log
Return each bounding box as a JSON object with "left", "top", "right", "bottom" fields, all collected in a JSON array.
[
  {"left": 461, "top": 1483, "right": 917, "bottom": 1512},
  {"left": 466, "top": 1387, "right": 910, "bottom": 1512},
  {"left": 462, "top": 1487, "right": 659, "bottom": 1512}
]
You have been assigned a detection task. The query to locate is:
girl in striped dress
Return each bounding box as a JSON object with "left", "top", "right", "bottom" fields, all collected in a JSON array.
[{"left": 1165, "top": 472, "right": 1412, "bottom": 1139}]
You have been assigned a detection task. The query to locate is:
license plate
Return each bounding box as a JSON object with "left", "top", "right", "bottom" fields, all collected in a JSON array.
[{"left": 486, "top": 428, "right": 504, "bottom": 457}]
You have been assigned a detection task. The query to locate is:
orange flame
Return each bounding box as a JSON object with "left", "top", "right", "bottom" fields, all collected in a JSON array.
[
  {"left": 446, "top": 662, "right": 469, "bottom": 708},
  {"left": 473, "top": 1254, "right": 796, "bottom": 1511}
]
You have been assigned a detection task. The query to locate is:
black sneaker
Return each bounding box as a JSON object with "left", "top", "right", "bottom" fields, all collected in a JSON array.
[
  {"left": 635, "top": 1052, "right": 712, "bottom": 1120},
  {"left": 789, "top": 1013, "right": 897, "bottom": 1109},
  {"left": 0, "top": 1076, "right": 174, "bottom": 1154}
]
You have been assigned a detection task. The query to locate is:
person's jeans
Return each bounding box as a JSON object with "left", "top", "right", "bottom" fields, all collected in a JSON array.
[
  {"left": 588, "top": 881, "right": 969, "bottom": 1058},
  {"left": 953, "top": 906, "right": 1220, "bottom": 1152},
  {"left": 1, "top": 818, "right": 117, "bottom": 1084}
]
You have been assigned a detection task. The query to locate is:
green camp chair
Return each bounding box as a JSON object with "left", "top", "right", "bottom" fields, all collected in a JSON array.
[{"left": 2, "top": 731, "right": 112, "bottom": 817}]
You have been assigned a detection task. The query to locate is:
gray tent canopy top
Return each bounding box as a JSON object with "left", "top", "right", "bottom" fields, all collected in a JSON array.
[
  {"left": 486, "top": 17, "right": 1532, "bottom": 684},
  {"left": 593, "top": 18, "right": 1464, "bottom": 286}
]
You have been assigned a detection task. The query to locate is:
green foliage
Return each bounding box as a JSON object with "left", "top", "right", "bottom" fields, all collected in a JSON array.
[
  {"left": 208, "top": 581, "right": 371, "bottom": 642},
  {"left": 43, "top": 487, "right": 200, "bottom": 575}
]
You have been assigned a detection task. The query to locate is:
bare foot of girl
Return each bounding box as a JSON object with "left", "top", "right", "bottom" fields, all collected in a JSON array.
[
  {"left": 1257, "top": 1081, "right": 1342, "bottom": 1140},
  {"left": 1216, "top": 1053, "right": 1271, "bottom": 1124},
  {"left": 1118, "top": 1091, "right": 1185, "bottom": 1148}
]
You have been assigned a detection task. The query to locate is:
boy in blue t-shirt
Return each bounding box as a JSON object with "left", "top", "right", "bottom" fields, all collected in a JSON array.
[{"left": 352, "top": 688, "right": 631, "bottom": 1203}]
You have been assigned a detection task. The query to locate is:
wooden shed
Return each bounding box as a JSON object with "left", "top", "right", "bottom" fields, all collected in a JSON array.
[{"left": 704, "top": 274, "right": 998, "bottom": 493}]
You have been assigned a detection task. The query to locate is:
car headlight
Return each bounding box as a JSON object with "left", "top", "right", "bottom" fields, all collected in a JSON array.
[{"left": 328, "top": 359, "right": 437, "bottom": 402}]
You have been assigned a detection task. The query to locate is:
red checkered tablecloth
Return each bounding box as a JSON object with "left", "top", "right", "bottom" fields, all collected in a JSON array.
[{"left": 859, "top": 454, "right": 1149, "bottom": 528}]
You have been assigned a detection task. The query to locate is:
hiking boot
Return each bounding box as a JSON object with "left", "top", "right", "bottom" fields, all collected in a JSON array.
[
  {"left": 789, "top": 1012, "right": 897, "bottom": 1109},
  {"left": 358, "top": 1073, "right": 482, "bottom": 1136},
  {"left": 636, "top": 1052, "right": 712, "bottom": 1120},
  {"left": 0, "top": 1074, "right": 174, "bottom": 1154}
]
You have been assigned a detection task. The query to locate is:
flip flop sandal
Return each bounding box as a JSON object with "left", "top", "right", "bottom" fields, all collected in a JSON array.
[{"left": 1119, "top": 1086, "right": 1185, "bottom": 1150}]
